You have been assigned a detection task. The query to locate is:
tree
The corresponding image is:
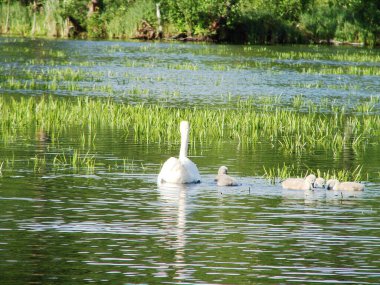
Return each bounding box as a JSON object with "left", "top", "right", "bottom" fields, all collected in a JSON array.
[
  {"left": 160, "top": 0, "right": 239, "bottom": 37},
  {"left": 349, "top": 0, "right": 380, "bottom": 45},
  {"left": 300, "top": 4, "right": 341, "bottom": 43}
]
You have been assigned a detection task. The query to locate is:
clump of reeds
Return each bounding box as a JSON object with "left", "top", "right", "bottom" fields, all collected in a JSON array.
[
  {"left": 1, "top": 95, "right": 379, "bottom": 154},
  {"left": 263, "top": 164, "right": 365, "bottom": 184}
]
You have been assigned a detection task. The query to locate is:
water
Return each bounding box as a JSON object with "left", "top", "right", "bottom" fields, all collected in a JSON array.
[
  {"left": 1, "top": 37, "right": 379, "bottom": 107},
  {"left": 2, "top": 175, "right": 380, "bottom": 284},
  {"left": 1, "top": 37, "right": 380, "bottom": 284}
]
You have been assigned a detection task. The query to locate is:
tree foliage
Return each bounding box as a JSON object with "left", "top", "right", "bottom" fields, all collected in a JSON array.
[
  {"left": 349, "top": 0, "right": 380, "bottom": 45},
  {"left": 0, "top": 0, "right": 379, "bottom": 45},
  {"left": 300, "top": 4, "right": 341, "bottom": 42}
]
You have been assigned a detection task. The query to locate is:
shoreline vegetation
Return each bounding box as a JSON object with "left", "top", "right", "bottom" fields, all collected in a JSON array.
[{"left": 0, "top": 0, "right": 379, "bottom": 46}]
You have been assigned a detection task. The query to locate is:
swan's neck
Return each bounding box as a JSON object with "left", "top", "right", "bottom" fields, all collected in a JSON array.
[{"left": 179, "top": 128, "right": 189, "bottom": 159}]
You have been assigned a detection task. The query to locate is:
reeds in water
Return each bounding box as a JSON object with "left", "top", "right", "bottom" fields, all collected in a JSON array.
[
  {"left": 0, "top": 95, "right": 379, "bottom": 180},
  {"left": 263, "top": 164, "right": 365, "bottom": 184},
  {"left": 1, "top": 95, "right": 379, "bottom": 155}
]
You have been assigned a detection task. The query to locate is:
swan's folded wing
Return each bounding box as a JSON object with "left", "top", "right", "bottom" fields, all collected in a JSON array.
[
  {"left": 180, "top": 157, "right": 201, "bottom": 183},
  {"left": 158, "top": 157, "right": 201, "bottom": 184}
]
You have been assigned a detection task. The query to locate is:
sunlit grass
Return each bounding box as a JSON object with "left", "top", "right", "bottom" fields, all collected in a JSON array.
[
  {"left": 243, "top": 46, "right": 380, "bottom": 63},
  {"left": 301, "top": 65, "right": 380, "bottom": 76},
  {"left": 31, "top": 154, "right": 46, "bottom": 173},
  {"left": 1, "top": 95, "right": 380, "bottom": 156},
  {"left": 0, "top": 94, "right": 379, "bottom": 180}
]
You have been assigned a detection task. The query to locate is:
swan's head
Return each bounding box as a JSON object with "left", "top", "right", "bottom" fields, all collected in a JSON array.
[
  {"left": 218, "top": 166, "right": 228, "bottom": 175},
  {"left": 305, "top": 174, "right": 316, "bottom": 188},
  {"left": 180, "top": 121, "right": 190, "bottom": 136}
]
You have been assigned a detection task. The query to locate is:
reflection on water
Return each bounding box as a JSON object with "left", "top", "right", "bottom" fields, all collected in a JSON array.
[
  {"left": 158, "top": 184, "right": 191, "bottom": 281},
  {"left": 280, "top": 187, "right": 365, "bottom": 205}
]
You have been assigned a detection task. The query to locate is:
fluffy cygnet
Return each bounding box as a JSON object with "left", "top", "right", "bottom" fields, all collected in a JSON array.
[
  {"left": 314, "top": 177, "right": 326, "bottom": 188},
  {"left": 215, "top": 166, "right": 239, "bottom": 186},
  {"left": 332, "top": 181, "right": 364, "bottom": 191},
  {"left": 281, "top": 174, "right": 316, "bottom": 190}
]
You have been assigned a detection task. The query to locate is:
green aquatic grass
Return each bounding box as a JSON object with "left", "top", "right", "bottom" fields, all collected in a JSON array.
[
  {"left": 301, "top": 65, "right": 380, "bottom": 76},
  {"left": 242, "top": 46, "right": 380, "bottom": 63},
  {"left": 1, "top": 95, "right": 380, "bottom": 156},
  {"left": 356, "top": 96, "right": 379, "bottom": 114},
  {"left": 110, "top": 44, "right": 380, "bottom": 65},
  {"left": 71, "top": 150, "right": 95, "bottom": 171},
  {"left": 5, "top": 50, "right": 379, "bottom": 80},
  {"left": 14, "top": 150, "right": 145, "bottom": 175},
  {"left": 292, "top": 81, "right": 361, "bottom": 91},
  {"left": 1, "top": 40, "right": 379, "bottom": 79},
  {"left": 17, "top": 150, "right": 94, "bottom": 174},
  {"left": 0, "top": 95, "right": 379, "bottom": 179},
  {"left": 263, "top": 163, "right": 365, "bottom": 184},
  {"left": 32, "top": 154, "right": 46, "bottom": 173},
  {"left": 0, "top": 76, "right": 116, "bottom": 94}
]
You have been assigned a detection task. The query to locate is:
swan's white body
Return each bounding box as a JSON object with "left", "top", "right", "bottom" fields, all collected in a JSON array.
[
  {"left": 215, "top": 166, "right": 239, "bottom": 186},
  {"left": 333, "top": 181, "right": 364, "bottom": 191},
  {"left": 314, "top": 177, "right": 326, "bottom": 188},
  {"left": 157, "top": 121, "right": 201, "bottom": 185},
  {"left": 281, "top": 174, "right": 316, "bottom": 190}
]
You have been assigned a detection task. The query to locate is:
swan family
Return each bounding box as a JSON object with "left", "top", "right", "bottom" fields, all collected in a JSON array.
[{"left": 157, "top": 121, "right": 365, "bottom": 191}]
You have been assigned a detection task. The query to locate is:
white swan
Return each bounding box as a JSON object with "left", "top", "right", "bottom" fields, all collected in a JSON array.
[
  {"left": 215, "top": 166, "right": 239, "bottom": 186},
  {"left": 332, "top": 181, "right": 364, "bottom": 191},
  {"left": 157, "top": 121, "right": 201, "bottom": 185},
  {"left": 326, "top": 179, "right": 339, "bottom": 190},
  {"left": 281, "top": 174, "right": 316, "bottom": 190},
  {"left": 314, "top": 177, "right": 326, "bottom": 188}
]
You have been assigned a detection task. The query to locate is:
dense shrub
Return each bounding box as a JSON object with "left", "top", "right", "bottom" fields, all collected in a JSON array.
[{"left": 0, "top": 0, "right": 378, "bottom": 45}]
